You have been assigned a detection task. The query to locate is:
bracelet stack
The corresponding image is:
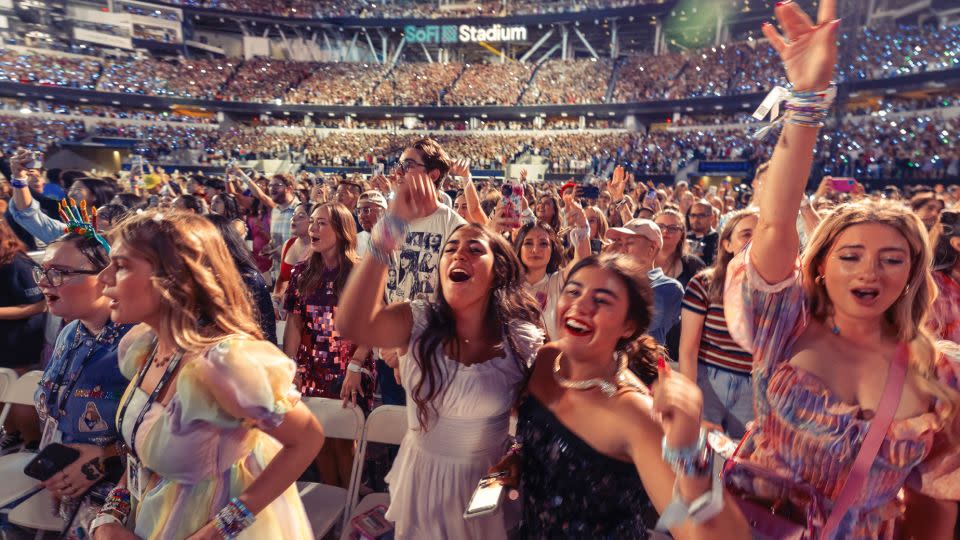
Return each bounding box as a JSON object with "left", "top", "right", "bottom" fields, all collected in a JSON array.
[
  {"left": 90, "top": 486, "right": 132, "bottom": 533},
  {"left": 10, "top": 178, "right": 27, "bottom": 189},
  {"left": 214, "top": 497, "right": 256, "bottom": 539},
  {"left": 751, "top": 82, "right": 837, "bottom": 139},
  {"left": 368, "top": 214, "right": 409, "bottom": 266},
  {"left": 661, "top": 429, "right": 712, "bottom": 477}
]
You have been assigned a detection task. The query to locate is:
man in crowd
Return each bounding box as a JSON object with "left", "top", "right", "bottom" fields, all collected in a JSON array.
[
  {"left": 336, "top": 179, "right": 364, "bottom": 231},
  {"left": 267, "top": 174, "right": 296, "bottom": 277},
  {"left": 605, "top": 218, "right": 683, "bottom": 346},
  {"left": 686, "top": 199, "right": 719, "bottom": 266},
  {"left": 356, "top": 190, "right": 386, "bottom": 257}
]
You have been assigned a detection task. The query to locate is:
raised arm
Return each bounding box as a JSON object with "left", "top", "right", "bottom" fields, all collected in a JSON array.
[
  {"left": 752, "top": 0, "right": 839, "bottom": 283},
  {"left": 450, "top": 158, "right": 488, "bottom": 226},
  {"left": 228, "top": 165, "right": 276, "bottom": 210}
]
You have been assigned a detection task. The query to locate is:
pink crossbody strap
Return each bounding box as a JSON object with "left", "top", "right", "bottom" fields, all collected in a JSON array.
[{"left": 820, "top": 342, "right": 909, "bottom": 539}]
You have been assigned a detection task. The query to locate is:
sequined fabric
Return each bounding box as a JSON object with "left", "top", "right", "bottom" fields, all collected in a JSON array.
[{"left": 516, "top": 394, "right": 658, "bottom": 539}]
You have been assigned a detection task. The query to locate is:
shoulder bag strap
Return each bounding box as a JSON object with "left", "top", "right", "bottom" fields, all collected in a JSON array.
[{"left": 820, "top": 342, "right": 909, "bottom": 539}]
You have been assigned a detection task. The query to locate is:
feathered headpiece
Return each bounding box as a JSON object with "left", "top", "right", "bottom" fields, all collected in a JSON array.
[{"left": 58, "top": 198, "right": 111, "bottom": 254}]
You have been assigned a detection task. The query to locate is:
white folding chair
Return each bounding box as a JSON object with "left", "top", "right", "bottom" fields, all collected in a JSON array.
[
  {"left": 0, "top": 371, "right": 44, "bottom": 509},
  {"left": 298, "top": 397, "right": 365, "bottom": 539},
  {"left": 8, "top": 490, "right": 61, "bottom": 540},
  {"left": 339, "top": 405, "right": 408, "bottom": 540},
  {"left": 0, "top": 368, "right": 17, "bottom": 413}
]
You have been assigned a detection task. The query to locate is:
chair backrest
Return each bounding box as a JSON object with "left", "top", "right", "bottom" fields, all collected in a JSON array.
[
  {"left": 4, "top": 371, "right": 42, "bottom": 407},
  {"left": 0, "top": 368, "right": 18, "bottom": 404},
  {"left": 301, "top": 397, "right": 365, "bottom": 441},
  {"left": 363, "top": 405, "right": 408, "bottom": 445}
]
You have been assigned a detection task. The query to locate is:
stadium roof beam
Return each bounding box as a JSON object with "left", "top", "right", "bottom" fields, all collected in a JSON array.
[
  {"left": 609, "top": 18, "right": 618, "bottom": 59},
  {"left": 537, "top": 42, "right": 560, "bottom": 66},
  {"left": 573, "top": 27, "right": 599, "bottom": 60},
  {"left": 362, "top": 28, "right": 380, "bottom": 64},
  {"left": 389, "top": 37, "right": 406, "bottom": 69},
  {"left": 420, "top": 42, "right": 433, "bottom": 63},
  {"left": 560, "top": 25, "right": 568, "bottom": 60},
  {"left": 518, "top": 28, "right": 554, "bottom": 64}
]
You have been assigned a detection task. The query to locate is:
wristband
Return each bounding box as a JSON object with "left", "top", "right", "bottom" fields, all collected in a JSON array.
[
  {"left": 661, "top": 429, "right": 711, "bottom": 477},
  {"left": 214, "top": 497, "right": 256, "bottom": 539},
  {"left": 654, "top": 455, "right": 722, "bottom": 531},
  {"left": 752, "top": 82, "right": 836, "bottom": 139},
  {"left": 10, "top": 178, "right": 27, "bottom": 189},
  {"left": 368, "top": 213, "right": 409, "bottom": 266},
  {"left": 347, "top": 362, "right": 363, "bottom": 374},
  {"left": 89, "top": 514, "right": 122, "bottom": 533}
]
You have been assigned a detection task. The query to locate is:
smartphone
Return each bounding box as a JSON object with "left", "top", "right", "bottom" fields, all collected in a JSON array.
[
  {"left": 464, "top": 472, "right": 506, "bottom": 519},
  {"left": 645, "top": 189, "right": 658, "bottom": 203},
  {"left": 831, "top": 177, "right": 856, "bottom": 192},
  {"left": 23, "top": 151, "right": 43, "bottom": 170},
  {"left": 500, "top": 182, "right": 523, "bottom": 229},
  {"left": 576, "top": 185, "right": 600, "bottom": 202},
  {"left": 350, "top": 504, "right": 393, "bottom": 539},
  {"left": 372, "top": 163, "right": 384, "bottom": 177},
  {"left": 24, "top": 442, "right": 80, "bottom": 481}
]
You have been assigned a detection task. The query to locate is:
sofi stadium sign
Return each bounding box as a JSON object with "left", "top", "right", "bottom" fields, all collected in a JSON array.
[{"left": 404, "top": 24, "right": 528, "bottom": 44}]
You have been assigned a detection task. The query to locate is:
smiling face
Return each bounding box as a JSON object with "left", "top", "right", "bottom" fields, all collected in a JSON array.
[
  {"left": 556, "top": 265, "right": 635, "bottom": 358},
  {"left": 98, "top": 238, "right": 162, "bottom": 325},
  {"left": 819, "top": 223, "right": 912, "bottom": 322},
  {"left": 268, "top": 177, "right": 292, "bottom": 205},
  {"left": 439, "top": 227, "right": 495, "bottom": 312},
  {"left": 536, "top": 196, "right": 556, "bottom": 223},
  {"left": 520, "top": 227, "right": 552, "bottom": 274},
  {"left": 37, "top": 240, "right": 105, "bottom": 320},
  {"left": 916, "top": 199, "right": 943, "bottom": 230},
  {"left": 308, "top": 206, "right": 338, "bottom": 254}
]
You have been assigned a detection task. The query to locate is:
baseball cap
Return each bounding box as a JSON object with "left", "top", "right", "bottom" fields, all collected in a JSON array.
[
  {"left": 358, "top": 190, "right": 387, "bottom": 209},
  {"left": 605, "top": 218, "right": 662, "bottom": 249}
]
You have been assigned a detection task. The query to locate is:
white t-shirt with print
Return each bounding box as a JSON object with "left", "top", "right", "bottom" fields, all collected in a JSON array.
[{"left": 386, "top": 204, "right": 467, "bottom": 305}]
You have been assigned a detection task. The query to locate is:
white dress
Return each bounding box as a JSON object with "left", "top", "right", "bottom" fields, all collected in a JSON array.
[{"left": 385, "top": 300, "right": 543, "bottom": 539}]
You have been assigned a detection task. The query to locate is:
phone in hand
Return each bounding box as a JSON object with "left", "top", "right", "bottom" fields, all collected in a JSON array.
[
  {"left": 24, "top": 442, "right": 80, "bottom": 481},
  {"left": 350, "top": 504, "right": 393, "bottom": 539},
  {"left": 372, "top": 163, "right": 384, "bottom": 177},
  {"left": 645, "top": 189, "right": 658, "bottom": 203},
  {"left": 464, "top": 472, "right": 506, "bottom": 519},
  {"left": 830, "top": 177, "right": 856, "bottom": 192},
  {"left": 23, "top": 151, "right": 43, "bottom": 170},
  {"left": 500, "top": 182, "right": 524, "bottom": 228}
]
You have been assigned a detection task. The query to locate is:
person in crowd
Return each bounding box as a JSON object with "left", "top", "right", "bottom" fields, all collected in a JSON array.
[
  {"left": 273, "top": 202, "right": 312, "bottom": 298},
  {"left": 68, "top": 178, "right": 118, "bottom": 209},
  {"left": 453, "top": 193, "right": 469, "bottom": 221},
  {"left": 725, "top": 2, "right": 959, "bottom": 536},
  {"left": 535, "top": 193, "right": 562, "bottom": 233},
  {"left": 685, "top": 200, "right": 719, "bottom": 266},
  {"left": 654, "top": 208, "right": 706, "bottom": 288},
  {"left": 678, "top": 209, "right": 758, "bottom": 439},
  {"left": 207, "top": 214, "right": 277, "bottom": 344},
  {"left": 910, "top": 192, "right": 945, "bottom": 231},
  {"left": 335, "top": 179, "right": 363, "bottom": 211},
  {"left": 492, "top": 254, "right": 748, "bottom": 539},
  {"left": 31, "top": 216, "right": 134, "bottom": 536},
  {"left": 929, "top": 209, "right": 960, "bottom": 343},
  {"left": 92, "top": 209, "right": 321, "bottom": 540},
  {"left": 173, "top": 194, "right": 205, "bottom": 214},
  {"left": 584, "top": 205, "right": 608, "bottom": 254},
  {"left": 282, "top": 202, "right": 375, "bottom": 487},
  {"left": 338, "top": 172, "right": 544, "bottom": 538},
  {"left": 0, "top": 218, "right": 45, "bottom": 453},
  {"left": 268, "top": 174, "right": 298, "bottom": 275},
  {"left": 604, "top": 218, "right": 683, "bottom": 346},
  {"left": 356, "top": 190, "right": 387, "bottom": 258},
  {"left": 210, "top": 192, "right": 242, "bottom": 220},
  {"left": 379, "top": 138, "right": 467, "bottom": 408},
  {"left": 7, "top": 149, "right": 69, "bottom": 245}
]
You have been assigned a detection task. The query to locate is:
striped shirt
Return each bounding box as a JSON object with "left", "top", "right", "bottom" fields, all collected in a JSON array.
[{"left": 681, "top": 272, "right": 752, "bottom": 373}]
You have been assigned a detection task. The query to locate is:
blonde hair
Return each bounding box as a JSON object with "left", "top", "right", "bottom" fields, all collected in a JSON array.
[
  {"left": 801, "top": 200, "right": 958, "bottom": 440},
  {"left": 110, "top": 209, "right": 263, "bottom": 353}
]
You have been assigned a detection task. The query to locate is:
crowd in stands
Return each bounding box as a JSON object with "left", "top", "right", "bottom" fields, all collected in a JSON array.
[
  {"left": 96, "top": 56, "right": 234, "bottom": 99},
  {"left": 221, "top": 58, "right": 313, "bottom": 103},
  {"left": 444, "top": 63, "right": 533, "bottom": 106},
  {"left": 0, "top": 114, "right": 87, "bottom": 154},
  {"left": 521, "top": 59, "right": 613, "bottom": 105},
  {"left": 0, "top": 48, "right": 100, "bottom": 90},
  {"left": 284, "top": 63, "right": 384, "bottom": 106},
  {"left": 367, "top": 63, "right": 464, "bottom": 106}
]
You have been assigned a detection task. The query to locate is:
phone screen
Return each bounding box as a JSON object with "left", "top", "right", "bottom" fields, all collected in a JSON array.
[
  {"left": 465, "top": 476, "right": 505, "bottom": 517},
  {"left": 831, "top": 178, "right": 856, "bottom": 192},
  {"left": 501, "top": 182, "right": 523, "bottom": 228}
]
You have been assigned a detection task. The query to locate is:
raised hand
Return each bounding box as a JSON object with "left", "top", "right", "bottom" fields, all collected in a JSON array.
[
  {"left": 609, "top": 165, "right": 626, "bottom": 202},
  {"left": 651, "top": 358, "right": 703, "bottom": 450},
  {"left": 390, "top": 171, "right": 438, "bottom": 222},
  {"left": 449, "top": 158, "right": 471, "bottom": 179},
  {"left": 761, "top": 0, "right": 839, "bottom": 93},
  {"left": 565, "top": 197, "right": 587, "bottom": 229}
]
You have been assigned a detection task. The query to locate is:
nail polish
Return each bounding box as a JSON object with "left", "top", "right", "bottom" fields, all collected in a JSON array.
[{"left": 657, "top": 357, "right": 666, "bottom": 371}]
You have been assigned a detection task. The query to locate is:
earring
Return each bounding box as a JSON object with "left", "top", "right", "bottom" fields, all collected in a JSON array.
[
  {"left": 901, "top": 284, "right": 911, "bottom": 297},
  {"left": 815, "top": 275, "right": 825, "bottom": 286}
]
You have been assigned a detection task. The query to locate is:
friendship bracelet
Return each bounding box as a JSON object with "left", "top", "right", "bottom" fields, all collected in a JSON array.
[
  {"left": 751, "top": 83, "right": 837, "bottom": 139},
  {"left": 10, "top": 178, "right": 27, "bottom": 189},
  {"left": 368, "top": 213, "right": 409, "bottom": 266},
  {"left": 661, "top": 429, "right": 712, "bottom": 477},
  {"left": 214, "top": 497, "right": 256, "bottom": 539}
]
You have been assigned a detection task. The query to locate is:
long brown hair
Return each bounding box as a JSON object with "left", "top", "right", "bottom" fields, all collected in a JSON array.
[
  {"left": 802, "top": 200, "right": 959, "bottom": 440},
  {"left": 109, "top": 209, "right": 263, "bottom": 353},
  {"left": 701, "top": 209, "right": 758, "bottom": 303},
  {"left": 0, "top": 219, "right": 26, "bottom": 266},
  {"left": 296, "top": 203, "right": 357, "bottom": 295},
  {"left": 413, "top": 224, "right": 543, "bottom": 431},
  {"left": 654, "top": 208, "right": 688, "bottom": 277}
]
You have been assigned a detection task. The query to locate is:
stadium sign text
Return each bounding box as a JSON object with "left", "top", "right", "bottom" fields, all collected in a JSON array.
[{"left": 404, "top": 24, "right": 528, "bottom": 44}]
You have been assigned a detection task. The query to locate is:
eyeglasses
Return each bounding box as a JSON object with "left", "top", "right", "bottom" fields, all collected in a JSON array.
[
  {"left": 32, "top": 266, "right": 100, "bottom": 287},
  {"left": 688, "top": 213, "right": 711, "bottom": 219},
  {"left": 396, "top": 159, "right": 425, "bottom": 174},
  {"left": 358, "top": 206, "right": 383, "bottom": 215},
  {"left": 659, "top": 225, "right": 683, "bottom": 234}
]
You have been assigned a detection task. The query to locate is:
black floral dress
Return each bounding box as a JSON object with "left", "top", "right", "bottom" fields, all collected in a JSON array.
[{"left": 516, "top": 394, "right": 659, "bottom": 539}]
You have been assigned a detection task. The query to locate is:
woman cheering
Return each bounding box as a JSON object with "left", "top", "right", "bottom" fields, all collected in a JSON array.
[
  {"left": 338, "top": 172, "right": 544, "bottom": 539},
  {"left": 93, "top": 210, "right": 321, "bottom": 540}
]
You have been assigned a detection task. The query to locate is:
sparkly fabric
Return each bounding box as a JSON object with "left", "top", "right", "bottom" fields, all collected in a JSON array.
[
  {"left": 723, "top": 245, "right": 960, "bottom": 540},
  {"left": 516, "top": 394, "right": 658, "bottom": 539},
  {"left": 283, "top": 263, "right": 375, "bottom": 407},
  {"left": 929, "top": 270, "right": 960, "bottom": 343}
]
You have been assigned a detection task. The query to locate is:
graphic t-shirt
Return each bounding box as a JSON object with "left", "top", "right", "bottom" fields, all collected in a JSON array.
[{"left": 385, "top": 204, "right": 466, "bottom": 305}]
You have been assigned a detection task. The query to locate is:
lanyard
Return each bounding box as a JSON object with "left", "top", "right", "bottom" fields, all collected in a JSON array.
[
  {"left": 117, "top": 339, "right": 184, "bottom": 462},
  {"left": 46, "top": 324, "right": 102, "bottom": 418}
]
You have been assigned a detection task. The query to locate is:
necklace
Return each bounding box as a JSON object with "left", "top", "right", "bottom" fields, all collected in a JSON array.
[{"left": 553, "top": 351, "right": 627, "bottom": 397}]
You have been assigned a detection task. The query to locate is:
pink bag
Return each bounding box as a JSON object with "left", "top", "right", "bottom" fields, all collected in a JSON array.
[{"left": 722, "top": 343, "right": 909, "bottom": 540}]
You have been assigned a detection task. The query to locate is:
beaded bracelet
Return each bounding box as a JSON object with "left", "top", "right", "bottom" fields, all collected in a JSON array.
[
  {"left": 368, "top": 213, "right": 409, "bottom": 266},
  {"left": 661, "top": 429, "right": 712, "bottom": 477},
  {"left": 214, "top": 497, "right": 256, "bottom": 539},
  {"left": 751, "top": 83, "right": 837, "bottom": 139},
  {"left": 10, "top": 178, "right": 27, "bottom": 189}
]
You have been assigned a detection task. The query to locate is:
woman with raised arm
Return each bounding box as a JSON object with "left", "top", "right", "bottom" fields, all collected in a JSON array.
[
  {"left": 338, "top": 172, "right": 544, "bottom": 539},
  {"left": 92, "top": 210, "right": 320, "bottom": 540},
  {"left": 724, "top": 1, "right": 960, "bottom": 538}
]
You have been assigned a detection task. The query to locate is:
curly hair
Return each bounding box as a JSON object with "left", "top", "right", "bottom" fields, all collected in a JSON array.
[
  {"left": 0, "top": 219, "right": 26, "bottom": 266},
  {"left": 108, "top": 209, "right": 263, "bottom": 353}
]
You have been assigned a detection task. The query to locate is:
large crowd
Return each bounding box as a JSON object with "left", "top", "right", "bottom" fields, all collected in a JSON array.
[
  {"left": 1, "top": 4, "right": 960, "bottom": 539},
  {"left": 0, "top": 22, "right": 956, "bottom": 107}
]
